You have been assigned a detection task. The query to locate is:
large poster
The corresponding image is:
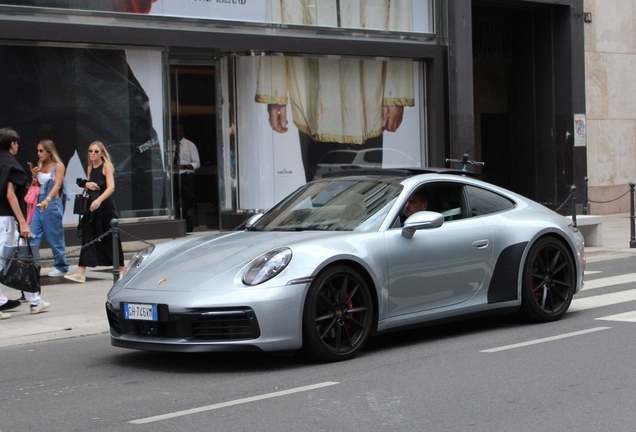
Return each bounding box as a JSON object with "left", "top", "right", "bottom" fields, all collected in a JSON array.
[
  {"left": 236, "top": 55, "right": 422, "bottom": 211},
  {"left": 0, "top": 46, "right": 165, "bottom": 223},
  {"left": 0, "top": 0, "right": 434, "bottom": 34}
]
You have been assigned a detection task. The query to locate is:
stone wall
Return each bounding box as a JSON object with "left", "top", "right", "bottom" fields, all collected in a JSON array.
[{"left": 584, "top": 0, "right": 636, "bottom": 214}]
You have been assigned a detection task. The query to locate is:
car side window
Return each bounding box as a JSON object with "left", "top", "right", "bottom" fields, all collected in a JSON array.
[
  {"left": 466, "top": 185, "right": 515, "bottom": 217},
  {"left": 424, "top": 183, "right": 466, "bottom": 221},
  {"left": 390, "top": 182, "right": 467, "bottom": 228}
]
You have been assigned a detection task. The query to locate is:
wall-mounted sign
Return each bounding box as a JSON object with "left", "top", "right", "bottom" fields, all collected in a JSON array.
[{"left": 574, "top": 114, "right": 586, "bottom": 147}]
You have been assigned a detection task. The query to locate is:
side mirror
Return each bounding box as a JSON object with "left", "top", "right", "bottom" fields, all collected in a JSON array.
[
  {"left": 401, "top": 211, "right": 444, "bottom": 239},
  {"left": 245, "top": 213, "right": 264, "bottom": 228}
]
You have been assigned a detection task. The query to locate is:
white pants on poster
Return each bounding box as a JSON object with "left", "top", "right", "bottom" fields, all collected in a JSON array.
[{"left": 0, "top": 216, "right": 40, "bottom": 306}]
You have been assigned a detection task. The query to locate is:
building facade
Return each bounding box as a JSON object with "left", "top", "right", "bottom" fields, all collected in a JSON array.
[
  {"left": 584, "top": 0, "right": 636, "bottom": 214},
  {"left": 0, "top": 0, "right": 590, "bottom": 243}
]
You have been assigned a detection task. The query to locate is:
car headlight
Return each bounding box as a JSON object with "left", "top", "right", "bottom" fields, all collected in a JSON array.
[
  {"left": 123, "top": 245, "right": 155, "bottom": 277},
  {"left": 242, "top": 248, "right": 292, "bottom": 286}
]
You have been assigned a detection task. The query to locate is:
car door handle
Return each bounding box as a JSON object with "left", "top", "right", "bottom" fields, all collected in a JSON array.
[{"left": 471, "top": 239, "right": 489, "bottom": 249}]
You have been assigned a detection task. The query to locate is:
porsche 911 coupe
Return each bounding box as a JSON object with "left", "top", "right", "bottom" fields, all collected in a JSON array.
[{"left": 106, "top": 169, "right": 585, "bottom": 361}]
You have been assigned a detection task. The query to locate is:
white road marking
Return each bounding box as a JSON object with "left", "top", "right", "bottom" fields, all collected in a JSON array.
[
  {"left": 481, "top": 327, "right": 611, "bottom": 353},
  {"left": 569, "top": 289, "right": 636, "bottom": 312},
  {"left": 584, "top": 270, "right": 602, "bottom": 275},
  {"left": 596, "top": 311, "right": 636, "bottom": 322},
  {"left": 583, "top": 273, "right": 636, "bottom": 291},
  {"left": 129, "top": 382, "right": 340, "bottom": 425}
]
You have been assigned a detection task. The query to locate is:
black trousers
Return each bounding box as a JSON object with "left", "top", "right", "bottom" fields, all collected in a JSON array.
[{"left": 298, "top": 132, "right": 384, "bottom": 183}]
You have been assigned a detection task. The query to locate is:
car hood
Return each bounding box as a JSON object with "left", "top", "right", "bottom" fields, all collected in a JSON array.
[{"left": 124, "top": 231, "right": 345, "bottom": 292}]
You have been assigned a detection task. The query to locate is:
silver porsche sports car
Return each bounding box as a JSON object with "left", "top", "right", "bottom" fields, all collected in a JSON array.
[{"left": 107, "top": 169, "right": 585, "bottom": 361}]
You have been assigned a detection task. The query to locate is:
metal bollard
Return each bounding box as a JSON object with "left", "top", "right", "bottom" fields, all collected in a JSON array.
[
  {"left": 570, "top": 186, "right": 577, "bottom": 227},
  {"left": 630, "top": 182, "right": 636, "bottom": 249},
  {"left": 583, "top": 177, "right": 589, "bottom": 215},
  {"left": 111, "top": 218, "right": 120, "bottom": 282}
]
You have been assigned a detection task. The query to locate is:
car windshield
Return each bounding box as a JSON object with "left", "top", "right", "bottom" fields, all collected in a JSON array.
[{"left": 251, "top": 179, "right": 403, "bottom": 232}]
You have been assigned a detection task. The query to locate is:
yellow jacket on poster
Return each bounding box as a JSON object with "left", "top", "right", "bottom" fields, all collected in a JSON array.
[{"left": 255, "top": 0, "right": 415, "bottom": 145}]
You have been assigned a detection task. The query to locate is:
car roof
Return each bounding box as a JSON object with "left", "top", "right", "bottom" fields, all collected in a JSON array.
[{"left": 318, "top": 167, "right": 480, "bottom": 180}]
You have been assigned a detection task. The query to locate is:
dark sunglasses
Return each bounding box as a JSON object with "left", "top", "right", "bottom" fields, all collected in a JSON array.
[
  {"left": 88, "top": 149, "right": 100, "bottom": 153},
  {"left": 37, "top": 149, "right": 46, "bottom": 153}
]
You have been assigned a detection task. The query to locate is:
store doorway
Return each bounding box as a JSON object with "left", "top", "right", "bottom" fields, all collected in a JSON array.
[
  {"left": 472, "top": 3, "right": 570, "bottom": 206},
  {"left": 169, "top": 65, "right": 219, "bottom": 231}
]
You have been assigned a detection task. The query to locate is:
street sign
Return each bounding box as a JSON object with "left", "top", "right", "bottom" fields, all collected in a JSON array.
[{"left": 574, "top": 114, "right": 586, "bottom": 147}]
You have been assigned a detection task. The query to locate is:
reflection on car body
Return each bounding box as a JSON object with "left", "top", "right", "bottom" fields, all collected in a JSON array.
[{"left": 107, "top": 169, "right": 585, "bottom": 362}]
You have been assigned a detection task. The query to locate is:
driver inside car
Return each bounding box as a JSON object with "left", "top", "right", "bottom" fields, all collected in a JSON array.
[
  {"left": 404, "top": 189, "right": 429, "bottom": 218},
  {"left": 395, "top": 189, "right": 429, "bottom": 227}
]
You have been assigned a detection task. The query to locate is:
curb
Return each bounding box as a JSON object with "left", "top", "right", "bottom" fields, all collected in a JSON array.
[{"left": 0, "top": 324, "right": 109, "bottom": 348}]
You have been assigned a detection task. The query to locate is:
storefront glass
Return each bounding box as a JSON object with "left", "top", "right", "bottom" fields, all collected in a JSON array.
[
  {"left": 0, "top": 0, "right": 434, "bottom": 34},
  {"left": 0, "top": 45, "right": 167, "bottom": 223}
]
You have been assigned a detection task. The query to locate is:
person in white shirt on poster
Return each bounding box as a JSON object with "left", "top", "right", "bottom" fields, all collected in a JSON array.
[{"left": 171, "top": 124, "right": 200, "bottom": 232}]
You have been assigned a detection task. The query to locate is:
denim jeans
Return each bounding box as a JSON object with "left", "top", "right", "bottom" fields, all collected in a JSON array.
[{"left": 30, "top": 181, "right": 68, "bottom": 272}]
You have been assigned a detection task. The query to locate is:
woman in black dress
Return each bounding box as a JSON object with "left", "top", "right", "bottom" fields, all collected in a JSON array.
[{"left": 65, "top": 141, "right": 124, "bottom": 283}]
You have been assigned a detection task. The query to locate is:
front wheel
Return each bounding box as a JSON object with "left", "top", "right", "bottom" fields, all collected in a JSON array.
[
  {"left": 302, "top": 265, "right": 373, "bottom": 362},
  {"left": 521, "top": 237, "right": 576, "bottom": 322}
]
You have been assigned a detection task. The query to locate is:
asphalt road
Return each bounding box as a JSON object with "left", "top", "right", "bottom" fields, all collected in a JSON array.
[{"left": 2, "top": 256, "right": 636, "bottom": 432}]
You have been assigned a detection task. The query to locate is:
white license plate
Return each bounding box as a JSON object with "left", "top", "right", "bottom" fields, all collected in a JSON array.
[{"left": 124, "top": 303, "right": 158, "bottom": 321}]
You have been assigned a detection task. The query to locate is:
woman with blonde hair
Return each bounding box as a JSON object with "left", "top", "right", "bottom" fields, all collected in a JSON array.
[
  {"left": 65, "top": 141, "right": 124, "bottom": 283},
  {"left": 29, "top": 139, "right": 69, "bottom": 277}
]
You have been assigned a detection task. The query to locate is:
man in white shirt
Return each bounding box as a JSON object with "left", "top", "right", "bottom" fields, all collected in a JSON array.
[{"left": 172, "top": 124, "right": 200, "bottom": 232}]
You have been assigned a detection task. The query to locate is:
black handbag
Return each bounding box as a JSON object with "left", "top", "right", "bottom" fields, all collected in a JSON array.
[
  {"left": 73, "top": 193, "right": 91, "bottom": 215},
  {"left": 1, "top": 236, "right": 41, "bottom": 293}
]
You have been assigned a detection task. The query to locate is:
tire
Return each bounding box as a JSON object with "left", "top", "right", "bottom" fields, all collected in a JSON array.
[
  {"left": 302, "top": 265, "right": 373, "bottom": 362},
  {"left": 521, "top": 237, "right": 576, "bottom": 322}
]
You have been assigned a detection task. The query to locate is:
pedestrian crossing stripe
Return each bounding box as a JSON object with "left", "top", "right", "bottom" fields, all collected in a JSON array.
[
  {"left": 595, "top": 311, "right": 636, "bottom": 322},
  {"left": 583, "top": 273, "right": 636, "bottom": 291},
  {"left": 569, "top": 289, "right": 636, "bottom": 312}
]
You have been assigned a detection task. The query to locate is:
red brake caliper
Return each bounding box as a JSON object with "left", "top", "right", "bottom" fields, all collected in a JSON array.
[{"left": 345, "top": 293, "right": 353, "bottom": 330}]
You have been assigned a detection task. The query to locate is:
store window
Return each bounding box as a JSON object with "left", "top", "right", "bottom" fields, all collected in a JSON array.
[
  {"left": 0, "top": 0, "right": 435, "bottom": 34},
  {"left": 0, "top": 45, "right": 167, "bottom": 223},
  {"left": 221, "top": 54, "right": 424, "bottom": 213}
]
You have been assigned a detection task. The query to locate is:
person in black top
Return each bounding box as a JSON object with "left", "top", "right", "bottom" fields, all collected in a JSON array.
[
  {"left": 0, "top": 127, "right": 51, "bottom": 318},
  {"left": 64, "top": 141, "right": 124, "bottom": 283}
]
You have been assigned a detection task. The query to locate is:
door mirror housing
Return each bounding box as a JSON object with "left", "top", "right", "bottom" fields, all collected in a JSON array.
[{"left": 401, "top": 211, "right": 444, "bottom": 239}]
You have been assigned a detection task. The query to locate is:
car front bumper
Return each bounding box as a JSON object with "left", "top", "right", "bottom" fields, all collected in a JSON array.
[{"left": 106, "top": 282, "right": 309, "bottom": 353}]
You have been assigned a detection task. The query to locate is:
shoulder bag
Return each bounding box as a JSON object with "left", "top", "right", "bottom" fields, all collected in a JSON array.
[
  {"left": 73, "top": 192, "right": 91, "bottom": 215},
  {"left": 1, "top": 236, "right": 41, "bottom": 293},
  {"left": 24, "top": 182, "right": 40, "bottom": 224}
]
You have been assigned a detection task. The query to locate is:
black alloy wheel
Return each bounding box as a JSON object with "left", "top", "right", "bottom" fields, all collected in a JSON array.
[
  {"left": 302, "top": 265, "right": 373, "bottom": 362},
  {"left": 521, "top": 237, "right": 576, "bottom": 322}
]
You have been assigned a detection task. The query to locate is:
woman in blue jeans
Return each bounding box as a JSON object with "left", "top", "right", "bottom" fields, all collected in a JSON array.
[{"left": 29, "top": 139, "right": 69, "bottom": 277}]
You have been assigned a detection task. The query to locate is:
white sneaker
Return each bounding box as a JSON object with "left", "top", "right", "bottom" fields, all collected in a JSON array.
[
  {"left": 0, "top": 311, "right": 11, "bottom": 320},
  {"left": 48, "top": 269, "right": 68, "bottom": 277},
  {"left": 30, "top": 300, "right": 50, "bottom": 315}
]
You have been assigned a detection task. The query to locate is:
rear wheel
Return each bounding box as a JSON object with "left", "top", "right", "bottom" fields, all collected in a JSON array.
[
  {"left": 302, "top": 265, "right": 373, "bottom": 362},
  {"left": 521, "top": 237, "right": 576, "bottom": 322}
]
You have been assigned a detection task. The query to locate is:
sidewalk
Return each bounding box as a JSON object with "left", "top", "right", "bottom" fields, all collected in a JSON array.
[{"left": 1, "top": 215, "right": 635, "bottom": 348}]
